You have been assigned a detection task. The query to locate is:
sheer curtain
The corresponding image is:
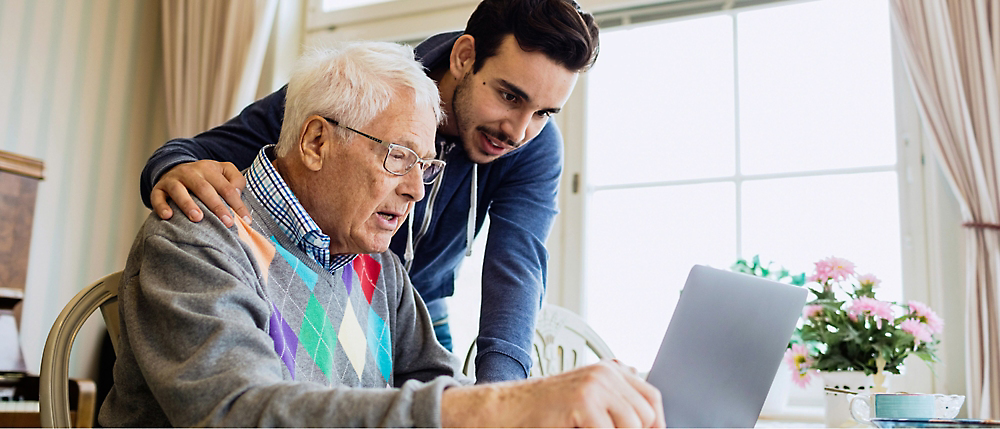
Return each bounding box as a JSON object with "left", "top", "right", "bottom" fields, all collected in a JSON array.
[
  {"left": 162, "top": 0, "right": 279, "bottom": 138},
  {"left": 891, "top": 0, "right": 1000, "bottom": 419}
]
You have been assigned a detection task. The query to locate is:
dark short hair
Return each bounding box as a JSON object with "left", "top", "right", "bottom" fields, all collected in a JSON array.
[{"left": 465, "top": 0, "right": 600, "bottom": 73}]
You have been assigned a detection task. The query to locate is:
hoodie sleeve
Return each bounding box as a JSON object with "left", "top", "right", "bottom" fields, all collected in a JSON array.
[
  {"left": 474, "top": 121, "right": 563, "bottom": 383},
  {"left": 139, "top": 87, "right": 288, "bottom": 208}
]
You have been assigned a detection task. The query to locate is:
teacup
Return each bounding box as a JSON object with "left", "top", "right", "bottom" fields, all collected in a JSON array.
[{"left": 850, "top": 393, "right": 965, "bottom": 426}]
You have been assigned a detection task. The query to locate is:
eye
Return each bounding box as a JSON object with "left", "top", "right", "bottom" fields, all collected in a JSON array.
[
  {"left": 501, "top": 91, "right": 518, "bottom": 103},
  {"left": 388, "top": 148, "right": 408, "bottom": 161},
  {"left": 536, "top": 111, "right": 553, "bottom": 118}
]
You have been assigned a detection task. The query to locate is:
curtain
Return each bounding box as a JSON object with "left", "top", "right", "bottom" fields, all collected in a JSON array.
[
  {"left": 162, "top": 0, "right": 279, "bottom": 138},
  {"left": 891, "top": 0, "right": 1000, "bottom": 419}
]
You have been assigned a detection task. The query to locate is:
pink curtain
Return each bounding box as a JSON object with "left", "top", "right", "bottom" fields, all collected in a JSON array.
[{"left": 891, "top": 0, "right": 1000, "bottom": 419}]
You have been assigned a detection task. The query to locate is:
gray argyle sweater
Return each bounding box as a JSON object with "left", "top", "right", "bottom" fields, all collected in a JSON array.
[{"left": 99, "top": 192, "right": 466, "bottom": 427}]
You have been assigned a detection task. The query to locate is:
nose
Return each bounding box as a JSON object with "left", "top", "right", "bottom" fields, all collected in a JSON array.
[
  {"left": 398, "top": 167, "right": 426, "bottom": 202},
  {"left": 500, "top": 110, "right": 533, "bottom": 145}
]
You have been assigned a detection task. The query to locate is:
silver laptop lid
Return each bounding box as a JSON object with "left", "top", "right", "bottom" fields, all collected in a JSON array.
[{"left": 646, "top": 265, "right": 807, "bottom": 428}]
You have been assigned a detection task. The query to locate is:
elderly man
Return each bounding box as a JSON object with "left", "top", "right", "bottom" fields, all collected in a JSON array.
[{"left": 100, "top": 42, "right": 663, "bottom": 428}]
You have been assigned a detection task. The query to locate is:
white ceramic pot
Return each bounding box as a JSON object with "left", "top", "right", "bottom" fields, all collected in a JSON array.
[
  {"left": 822, "top": 370, "right": 890, "bottom": 428},
  {"left": 760, "top": 361, "right": 792, "bottom": 415}
]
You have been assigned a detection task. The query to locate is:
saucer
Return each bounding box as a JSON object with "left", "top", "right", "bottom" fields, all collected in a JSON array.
[{"left": 872, "top": 417, "right": 1000, "bottom": 428}]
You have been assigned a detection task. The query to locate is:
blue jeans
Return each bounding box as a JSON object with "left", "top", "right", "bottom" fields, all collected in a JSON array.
[{"left": 425, "top": 298, "right": 452, "bottom": 351}]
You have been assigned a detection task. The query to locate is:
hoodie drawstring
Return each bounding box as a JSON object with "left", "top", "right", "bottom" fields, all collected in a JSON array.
[
  {"left": 467, "top": 165, "right": 477, "bottom": 257},
  {"left": 404, "top": 205, "right": 415, "bottom": 271}
]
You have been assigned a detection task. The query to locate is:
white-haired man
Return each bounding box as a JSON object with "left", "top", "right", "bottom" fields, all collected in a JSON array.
[{"left": 99, "top": 41, "right": 663, "bottom": 428}]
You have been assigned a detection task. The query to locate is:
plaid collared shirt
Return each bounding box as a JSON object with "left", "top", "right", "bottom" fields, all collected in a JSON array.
[{"left": 245, "top": 145, "right": 355, "bottom": 273}]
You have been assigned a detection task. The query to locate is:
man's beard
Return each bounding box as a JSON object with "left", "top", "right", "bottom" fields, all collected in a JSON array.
[{"left": 452, "top": 72, "right": 519, "bottom": 163}]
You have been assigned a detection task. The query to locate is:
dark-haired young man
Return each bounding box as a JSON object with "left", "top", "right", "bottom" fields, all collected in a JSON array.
[{"left": 140, "top": 0, "right": 599, "bottom": 384}]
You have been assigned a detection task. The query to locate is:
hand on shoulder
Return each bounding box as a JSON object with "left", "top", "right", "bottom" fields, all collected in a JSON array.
[{"left": 151, "top": 160, "right": 250, "bottom": 227}]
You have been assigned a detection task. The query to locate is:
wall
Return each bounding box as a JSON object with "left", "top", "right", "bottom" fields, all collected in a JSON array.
[{"left": 0, "top": 0, "right": 167, "bottom": 378}]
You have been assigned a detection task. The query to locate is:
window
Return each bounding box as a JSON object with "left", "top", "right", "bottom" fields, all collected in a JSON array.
[
  {"left": 582, "top": 0, "right": 907, "bottom": 377},
  {"left": 320, "top": 0, "right": 393, "bottom": 12}
]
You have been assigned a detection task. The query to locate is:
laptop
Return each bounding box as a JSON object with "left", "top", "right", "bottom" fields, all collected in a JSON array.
[{"left": 645, "top": 265, "right": 808, "bottom": 428}]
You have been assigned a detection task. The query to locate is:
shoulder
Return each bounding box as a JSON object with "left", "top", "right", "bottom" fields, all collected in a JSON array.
[{"left": 136, "top": 198, "right": 242, "bottom": 254}]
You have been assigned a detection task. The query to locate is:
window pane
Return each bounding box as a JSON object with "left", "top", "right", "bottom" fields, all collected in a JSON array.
[
  {"left": 741, "top": 172, "right": 903, "bottom": 303},
  {"left": 586, "top": 16, "right": 735, "bottom": 186},
  {"left": 321, "top": 0, "right": 393, "bottom": 12},
  {"left": 583, "top": 184, "right": 737, "bottom": 371},
  {"left": 738, "top": 0, "right": 896, "bottom": 174}
]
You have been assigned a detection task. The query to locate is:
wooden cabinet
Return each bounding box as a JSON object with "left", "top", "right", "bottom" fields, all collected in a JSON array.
[{"left": 0, "top": 150, "right": 44, "bottom": 373}]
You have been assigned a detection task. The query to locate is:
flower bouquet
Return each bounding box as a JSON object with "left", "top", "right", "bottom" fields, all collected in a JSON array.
[{"left": 783, "top": 257, "right": 943, "bottom": 387}]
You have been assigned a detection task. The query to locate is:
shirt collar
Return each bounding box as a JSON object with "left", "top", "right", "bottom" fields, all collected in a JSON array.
[{"left": 245, "top": 145, "right": 355, "bottom": 272}]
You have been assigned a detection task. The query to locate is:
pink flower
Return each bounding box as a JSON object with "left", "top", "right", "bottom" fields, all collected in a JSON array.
[
  {"left": 825, "top": 257, "right": 856, "bottom": 282},
  {"left": 858, "top": 273, "right": 881, "bottom": 288},
  {"left": 847, "top": 297, "right": 894, "bottom": 329},
  {"left": 803, "top": 305, "right": 824, "bottom": 319},
  {"left": 809, "top": 256, "right": 856, "bottom": 283},
  {"left": 907, "top": 301, "right": 944, "bottom": 334},
  {"left": 900, "top": 319, "right": 933, "bottom": 345},
  {"left": 784, "top": 344, "right": 815, "bottom": 388},
  {"left": 807, "top": 272, "right": 827, "bottom": 283}
]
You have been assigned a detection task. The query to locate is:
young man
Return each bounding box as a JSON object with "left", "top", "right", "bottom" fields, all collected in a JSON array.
[
  {"left": 102, "top": 42, "right": 662, "bottom": 428},
  {"left": 139, "top": 0, "right": 599, "bottom": 383}
]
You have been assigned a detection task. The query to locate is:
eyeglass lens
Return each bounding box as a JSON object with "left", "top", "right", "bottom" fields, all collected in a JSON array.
[{"left": 385, "top": 146, "right": 444, "bottom": 184}]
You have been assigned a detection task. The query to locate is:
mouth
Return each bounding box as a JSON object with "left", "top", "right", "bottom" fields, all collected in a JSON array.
[
  {"left": 478, "top": 129, "right": 515, "bottom": 155},
  {"left": 376, "top": 211, "right": 400, "bottom": 222}
]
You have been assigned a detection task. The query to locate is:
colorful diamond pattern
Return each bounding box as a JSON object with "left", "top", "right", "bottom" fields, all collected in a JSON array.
[
  {"left": 367, "top": 306, "right": 392, "bottom": 383},
  {"left": 299, "top": 294, "right": 336, "bottom": 379},
  {"left": 235, "top": 219, "right": 275, "bottom": 283},
  {"left": 342, "top": 262, "right": 353, "bottom": 295},
  {"left": 353, "top": 255, "right": 380, "bottom": 304},
  {"left": 339, "top": 300, "right": 368, "bottom": 377},
  {"left": 268, "top": 303, "right": 299, "bottom": 379},
  {"left": 272, "top": 238, "right": 318, "bottom": 290}
]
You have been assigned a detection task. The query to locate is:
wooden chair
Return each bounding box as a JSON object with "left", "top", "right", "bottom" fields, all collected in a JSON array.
[
  {"left": 39, "top": 271, "right": 122, "bottom": 428},
  {"left": 463, "top": 303, "right": 614, "bottom": 377}
]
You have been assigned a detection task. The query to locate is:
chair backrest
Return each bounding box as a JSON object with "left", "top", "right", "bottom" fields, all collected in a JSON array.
[
  {"left": 39, "top": 271, "right": 122, "bottom": 428},
  {"left": 463, "top": 303, "right": 614, "bottom": 377}
]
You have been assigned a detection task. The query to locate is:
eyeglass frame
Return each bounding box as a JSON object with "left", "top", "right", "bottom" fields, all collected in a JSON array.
[{"left": 323, "top": 117, "right": 446, "bottom": 185}]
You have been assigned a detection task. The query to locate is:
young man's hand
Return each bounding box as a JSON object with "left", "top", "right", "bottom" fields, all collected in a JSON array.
[
  {"left": 441, "top": 360, "right": 665, "bottom": 428},
  {"left": 151, "top": 160, "right": 251, "bottom": 227}
]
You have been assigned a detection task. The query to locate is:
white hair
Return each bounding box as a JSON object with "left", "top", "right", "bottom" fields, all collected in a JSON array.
[{"left": 276, "top": 41, "right": 443, "bottom": 156}]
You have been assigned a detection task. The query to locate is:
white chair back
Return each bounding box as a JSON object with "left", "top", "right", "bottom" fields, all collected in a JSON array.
[{"left": 463, "top": 303, "right": 614, "bottom": 377}]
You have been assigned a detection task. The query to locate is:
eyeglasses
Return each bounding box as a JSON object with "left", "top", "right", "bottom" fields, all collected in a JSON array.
[{"left": 324, "top": 117, "right": 446, "bottom": 184}]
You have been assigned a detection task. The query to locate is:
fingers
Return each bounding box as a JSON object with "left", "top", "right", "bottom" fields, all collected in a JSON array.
[
  {"left": 167, "top": 179, "right": 204, "bottom": 223},
  {"left": 220, "top": 163, "right": 251, "bottom": 223},
  {"left": 150, "top": 188, "right": 173, "bottom": 220},
  {"left": 618, "top": 364, "right": 664, "bottom": 428},
  {"left": 565, "top": 361, "right": 664, "bottom": 428},
  {"left": 149, "top": 160, "right": 248, "bottom": 226},
  {"left": 605, "top": 362, "right": 660, "bottom": 428}
]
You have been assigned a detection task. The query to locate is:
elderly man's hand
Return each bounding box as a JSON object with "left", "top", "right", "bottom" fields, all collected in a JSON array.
[
  {"left": 151, "top": 160, "right": 250, "bottom": 227},
  {"left": 442, "top": 360, "right": 665, "bottom": 428}
]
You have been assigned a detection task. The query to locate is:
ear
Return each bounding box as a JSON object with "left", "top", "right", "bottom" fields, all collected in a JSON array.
[
  {"left": 449, "top": 34, "right": 476, "bottom": 79},
  {"left": 297, "top": 116, "right": 331, "bottom": 172}
]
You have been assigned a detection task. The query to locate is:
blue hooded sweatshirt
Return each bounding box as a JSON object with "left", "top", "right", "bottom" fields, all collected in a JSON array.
[{"left": 139, "top": 32, "right": 563, "bottom": 383}]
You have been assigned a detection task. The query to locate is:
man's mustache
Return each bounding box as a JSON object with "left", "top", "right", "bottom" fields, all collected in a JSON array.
[{"left": 477, "top": 126, "right": 522, "bottom": 149}]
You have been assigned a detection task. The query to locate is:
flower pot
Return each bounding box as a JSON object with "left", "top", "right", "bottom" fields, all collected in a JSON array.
[
  {"left": 821, "top": 370, "right": 890, "bottom": 428},
  {"left": 760, "top": 361, "right": 792, "bottom": 415}
]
